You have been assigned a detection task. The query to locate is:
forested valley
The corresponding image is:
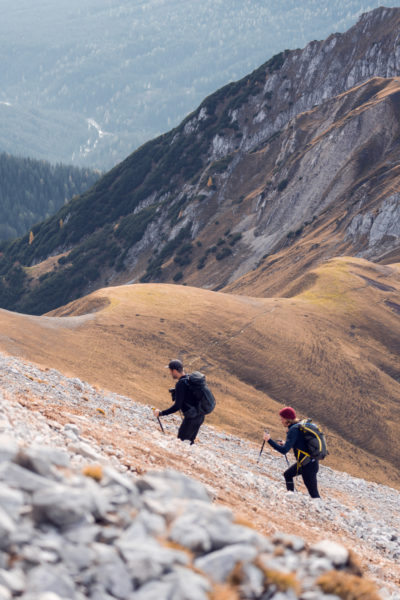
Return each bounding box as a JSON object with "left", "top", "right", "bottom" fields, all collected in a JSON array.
[{"left": 0, "top": 152, "right": 101, "bottom": 241}]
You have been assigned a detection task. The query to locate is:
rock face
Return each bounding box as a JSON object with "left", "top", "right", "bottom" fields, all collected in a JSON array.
[
  {"left": 346, "top": 193, "right": 400, "bottom": 258},
  {"left": 241, "top": 7, "right": 400, "bottom": 152}
]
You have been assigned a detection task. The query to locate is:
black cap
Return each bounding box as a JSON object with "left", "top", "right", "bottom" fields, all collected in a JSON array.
[{"left": 166, "top": 359, "right": 183, "bottom": 371}]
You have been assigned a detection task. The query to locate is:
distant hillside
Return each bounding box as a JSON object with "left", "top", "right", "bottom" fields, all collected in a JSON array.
[
  {"left": 1, "top": 0, "right": 399, "bottom": 168},
  {"left": 1, "top": 7, "right": 400, "bottom": 315},
  {"left": 0, "top": 153, "right": 101, "bottom": 241}
]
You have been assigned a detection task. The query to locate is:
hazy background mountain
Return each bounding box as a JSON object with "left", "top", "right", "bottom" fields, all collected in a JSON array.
[
  {"left": 1, "top": 0, "right": 400, "bottom": 170},
  {"left": 0, "top": 153, "right": 100, "bottom": 241}
]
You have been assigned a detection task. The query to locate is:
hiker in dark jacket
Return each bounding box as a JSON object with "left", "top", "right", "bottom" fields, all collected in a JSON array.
[
  {"left": 264, "top": 406, "right": 320, "bottom": 498},
  {"left": 153, "top": 359, "right": 204, "bottom": 444}
]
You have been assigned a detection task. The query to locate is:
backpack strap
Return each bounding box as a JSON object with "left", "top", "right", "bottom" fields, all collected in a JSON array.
[
  {"left": 296, "top": 449, "right": 311, "bottom": 473},
  {"left": 300, "top": 422, "right": 324, "bottom": 455},
  {"left": 295, "top": 422, "right": 311, "bottom": 472}
]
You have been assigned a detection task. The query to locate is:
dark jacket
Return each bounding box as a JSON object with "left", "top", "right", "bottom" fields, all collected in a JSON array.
[
  {"left": 268, "top": 422, "right": 311, "bottom": 462},
  {"left": 159, "top": 375, "right": 198, "bottom": 417}
]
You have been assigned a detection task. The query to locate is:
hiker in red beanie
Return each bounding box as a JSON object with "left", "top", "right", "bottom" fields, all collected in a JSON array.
[{"left": 263, "top": 406, "right": 320, "bottom": 498}]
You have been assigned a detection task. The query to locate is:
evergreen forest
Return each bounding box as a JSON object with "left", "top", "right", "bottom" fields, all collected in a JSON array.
[{"left": 0, "top": 153, "right": 101, "bottom": 241}]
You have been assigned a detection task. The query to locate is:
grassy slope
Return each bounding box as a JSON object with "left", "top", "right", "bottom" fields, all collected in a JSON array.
[{"left": 0, "top": 256, "right": 399, "bottom": 487}]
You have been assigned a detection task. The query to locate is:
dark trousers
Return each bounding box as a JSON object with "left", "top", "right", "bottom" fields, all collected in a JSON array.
[
  {"left": 178, "top": 414, "right": 205, "bottom": 444},
  {"left": 284, "top": 459, "right": 320, "bottom": 498}
]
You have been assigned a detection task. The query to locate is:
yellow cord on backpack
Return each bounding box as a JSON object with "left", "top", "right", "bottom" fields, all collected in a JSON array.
[{"left": 296, "top": 449, "right": 310, "bottom": 473}]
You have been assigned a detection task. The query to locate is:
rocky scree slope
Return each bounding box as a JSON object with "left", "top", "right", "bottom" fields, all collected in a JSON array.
[
  {"left": 1, "top": 7, "right": 400, "bottom": 313},
  {"left": 0, "top": 351, "right": 400, "bottom": 599}
]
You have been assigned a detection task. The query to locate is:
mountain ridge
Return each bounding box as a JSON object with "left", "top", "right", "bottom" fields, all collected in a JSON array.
[
  {"left": 1, "top": 7, "right": 400, "bottom": 315},
  {"left": 2, "top": 1, "right": 397, "bottom": 169}
]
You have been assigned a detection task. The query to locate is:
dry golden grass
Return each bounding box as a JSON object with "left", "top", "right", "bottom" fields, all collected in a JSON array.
[
  {"left": 0, "top": 256, "right": 399, "bottom": 488},
  {"left": 227, "top": 562, "right": 246, "bottom": 588},
  {"left": 23, "top": 252, "right": 68, "bottom": 280},
  {"left": 82, "top": 464, "right": 103, "bottom": 481},
  {"left": 233, "top": 515, "right": 257, "bottom": 530},
  {"left": 317, "top": 571, "right": 381, "bottom": 600},
  {"left": 261, "top": 568, "right": 301, "bottom": 596},
  {"left": 208, "top": 584, "right": 240, "bottom": 600},
  {"left": 160, "top": 539, "right": 194, "bottom": 561},
  {"left": 254, "top": 557, "right": 301, "bottom": 595},
  {"left": 347, "top": 550, "right": 365, "bottom": 577}
]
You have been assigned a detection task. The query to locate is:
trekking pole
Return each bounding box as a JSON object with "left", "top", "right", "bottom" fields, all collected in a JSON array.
[
  {"left": 257, "top": 428, "right": 269, "bottom": 463},
  {"left": 290, "top": 453, "right": 298, "bottom": 492},
  {"left": 152, "top": 408, "right": 165, "bottom": 434},
  {"left": 276, "top": 439, "right": 290, "bottom": 466},
  {"left": 257, "top": 440, "right": 265, "bottom": 463}
]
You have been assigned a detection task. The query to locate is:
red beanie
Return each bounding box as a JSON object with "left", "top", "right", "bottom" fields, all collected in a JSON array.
[{"left": 279, "top": 406, "right": 296, "bottom": 420}]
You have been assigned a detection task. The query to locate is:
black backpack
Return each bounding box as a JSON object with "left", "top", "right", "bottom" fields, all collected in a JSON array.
[
  {"left": 297, "top": 419, "right": 328, "bottom": 460},
  {"left": 185, "top": 371, "right": 216, "bottom": 415}
]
